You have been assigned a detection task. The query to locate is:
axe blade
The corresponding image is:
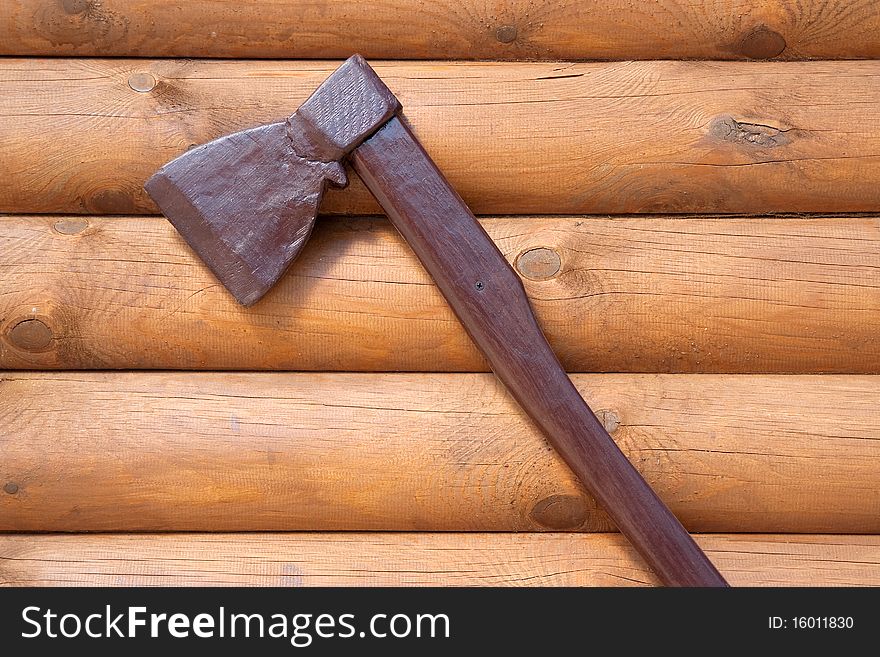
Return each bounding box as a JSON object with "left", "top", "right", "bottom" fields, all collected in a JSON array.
[
  {"left": 144, "top": 54, "right": 399, "bottom": 307},
  {"left": 145, "top": 122, "right": 346, "bottom": 306}
]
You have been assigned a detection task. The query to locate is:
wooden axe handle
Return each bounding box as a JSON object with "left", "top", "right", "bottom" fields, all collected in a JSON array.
[{"left": 351, "top": 116, "right": 728, "bottom": 587}]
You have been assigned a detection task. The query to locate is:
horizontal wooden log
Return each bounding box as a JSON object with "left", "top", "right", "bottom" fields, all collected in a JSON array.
[
  {"left": 1, "top": 372, "right": 878, "bottom": 533},
  {"left": 2, "top": 59, "right": 880, "bottom": 215},
  {"left": 2, "top": 533, "right": 878, "bottom": 586},
  {"left": 3, "top": 1, "right": 880, "bottom": 61},
  {"left": 2, "top": 214, "right": 877, "bottom": 373}
]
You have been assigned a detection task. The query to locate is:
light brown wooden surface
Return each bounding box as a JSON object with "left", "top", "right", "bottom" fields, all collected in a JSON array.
[
  {"left": 3, "top": 59, "right": 880, "bottom": 215},
  {"left": 2, "top": 214, "right": 877, "bottom": 373},
  {"left": 3, "top": 1, "right": 880, "bottom": 61},
  {"left": 2, "top": 533, "right": 878, "bottom": 587},
  {"left": 2, "top": 372, "right": 877, "bottom": 533}
]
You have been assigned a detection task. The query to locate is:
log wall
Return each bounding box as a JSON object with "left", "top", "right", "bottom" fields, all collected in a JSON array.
[
  {"left": 2, "top": 60, "right": 880, "bottom": 215},
  {"left": 1, "top": 215, "right": 877, "bottom": 372},
  {"left": 3, "top": 1, "right": 880, "bottom": 61},
  {"left": 2, "top": 534, "right": 878, "bottom": 587},
  {"left": 2, "top": 372, "right": 878, "bottom": 533},
  {"left": 1, "top": 3, "right": 878, "bottom": 588}
]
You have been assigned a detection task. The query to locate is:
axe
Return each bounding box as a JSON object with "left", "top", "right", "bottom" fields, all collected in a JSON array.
[{"left": 145, "top": 55, "right": 727, "bottom": 587}]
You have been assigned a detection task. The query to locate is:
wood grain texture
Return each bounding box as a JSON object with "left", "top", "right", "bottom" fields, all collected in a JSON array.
[
  {"left": 2, "top": 533, "right": 878, "bottom": 587},
  {"left": 2, "top": 59, "right": 880, "bottom": 215},
  {"left": 1, "top": 214, "right": 877, "bottom": 373},
  {"left": 3, "top": 1, "right": 880, "bottom": 61},
  {"left": 1, "top": 372, "right": 878, "bottom": 533}
]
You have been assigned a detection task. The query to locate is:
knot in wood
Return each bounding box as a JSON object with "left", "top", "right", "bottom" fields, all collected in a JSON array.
[
  {"left": 54, "top": 218, "right": 89, "bottom": 235},
  {"left": 516, "top": 247, "right": 561, "bottom": 280},
  {"left": 128, "top": 72, "right": 157, "bottom": 93},
  {"left": 738, "top": 27, "right": 786, "bottom": 59},
  {"left": 708, "top": 116, "right": 790, "bottom": 148},
  {"left": 61, "top": 0, "right": 89, "bottom": 14},
  {"left": 495, "top": 25, "right": 518, "bottom": 44},
  {"left": 8, "top": 319, "right": 53, "bottom": 351},
  {"left": 530, "top": 494, "right": 589, "bottom": 530},
  {"left": 596, "top": 409, "right": 621, "bottom": 434}
]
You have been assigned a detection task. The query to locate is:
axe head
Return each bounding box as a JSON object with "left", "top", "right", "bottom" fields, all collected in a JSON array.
[{"left": 145, "top": 55, "right": 400, "bottom": 306}]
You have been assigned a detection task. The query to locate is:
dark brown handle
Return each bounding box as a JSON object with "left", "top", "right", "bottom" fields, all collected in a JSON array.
[{"left": 351, "top": 116, "right": 728, "bottom": 587}]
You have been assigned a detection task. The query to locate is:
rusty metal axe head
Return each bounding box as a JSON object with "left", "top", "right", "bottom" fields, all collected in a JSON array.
[{"left": 144, "top": 55, "right": 400, "bottom": 306}]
